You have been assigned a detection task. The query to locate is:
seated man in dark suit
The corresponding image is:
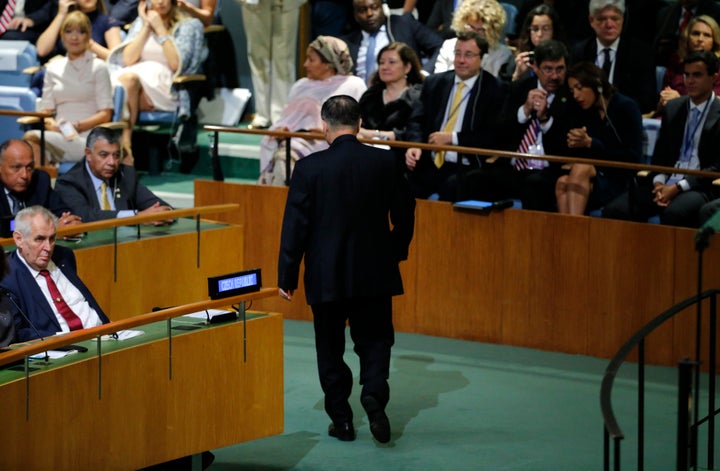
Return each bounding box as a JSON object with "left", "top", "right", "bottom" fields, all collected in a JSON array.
[
  {"left": 457, "top": 39, "right": 572, "bottom": 211},
  {"left": 404, "top": 31, "right": 506, "bottom": 201},
  {"left": 54, "top": 127, "right": 173, "bottom": 223},
  {"left": 0, "top": 0, "right": 53, "bottom": 42},
  {"left": 572, "top": 0, "right": 656, "bottom": 114},
  {"left": 342, "top": 0, "right": 443, "bottom": 82},
  {"left": 0, "top": 139, "right": 81, "bottom": 227},
  {"left": 1, "top": 206, "right": 109, "bottom": 342},
  {"left": 602, "top": 51, "right": 720, "bottom": 227}
]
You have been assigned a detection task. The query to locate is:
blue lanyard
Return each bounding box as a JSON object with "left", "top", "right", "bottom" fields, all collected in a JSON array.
[{"left": 682, "top": 97, "right": 712, "bottom": 161}]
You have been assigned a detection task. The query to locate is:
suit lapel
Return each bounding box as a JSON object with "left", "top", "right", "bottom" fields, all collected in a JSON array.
[{"left": 15, "top": 255, "right": 61, "bottom": 331}]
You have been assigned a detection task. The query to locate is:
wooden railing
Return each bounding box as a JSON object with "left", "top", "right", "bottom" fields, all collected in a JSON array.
[
  {"left": 0, "top": 287, "right": 276, "bottom": 368},
  {"left": 0, "top": 203, "right": 239, "bottom": 246},
  {"left": 202, "top": 125, "right": 720, "bottom": 183}
]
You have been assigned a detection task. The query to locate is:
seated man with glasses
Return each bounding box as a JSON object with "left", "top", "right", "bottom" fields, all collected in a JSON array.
[
  {"left": 457, "top": 39, "right": 573, "bottom": 211},
  {"left": 404, "top": 31, "right": 506, "bottom": 201}
]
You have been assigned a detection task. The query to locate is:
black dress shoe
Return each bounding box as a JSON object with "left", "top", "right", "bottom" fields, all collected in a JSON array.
[
  {"left": 361, "top": 395, "right": 391, "bottom": 443},
  {"left": 328, "top": 421, "right": 356, "bottom": 441}
]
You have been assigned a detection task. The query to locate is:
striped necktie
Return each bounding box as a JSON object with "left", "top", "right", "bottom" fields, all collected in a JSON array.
[{"left": 0, "top": 0, "right": 16, "bottom": 35}]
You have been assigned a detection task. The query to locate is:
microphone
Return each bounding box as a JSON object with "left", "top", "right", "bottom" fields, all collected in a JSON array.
[
  {"left": 0, "top": 288, "right": 44, "bottom": 342},
  {"left": 695, "top": 208, "right": 720, "bottom": 251}
]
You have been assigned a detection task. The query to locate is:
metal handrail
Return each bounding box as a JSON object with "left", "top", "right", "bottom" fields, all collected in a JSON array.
[{"left": 600, "top": 288, "right": 719, "bottom": 470}]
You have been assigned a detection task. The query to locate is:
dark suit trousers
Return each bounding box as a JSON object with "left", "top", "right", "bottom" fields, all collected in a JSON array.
[
  {"left": 603, "top": 180, "right": 711, "bottom": 227},
  {"left": 311, "top": 296, "right": 394, "bottom": 425},
  {"left": 409, "top": 160, "right": 473, "bottom": 202},
  {"left": 457, "top": 164, "right": 562, "bottom": 211}
]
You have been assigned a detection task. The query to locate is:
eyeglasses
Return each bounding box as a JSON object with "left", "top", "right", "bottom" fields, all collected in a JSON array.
[
  {"left": 539, "top": 66, "right": 566, "bottom": 75},
  {"left": 529, "top": 25, "right": 553, "bottom": 34},
  {"left": 454, "top": 51, "right": 481, "bottom": 59},
  {"left": 464, "top": 24, "right": 486, "bottom": 35}
]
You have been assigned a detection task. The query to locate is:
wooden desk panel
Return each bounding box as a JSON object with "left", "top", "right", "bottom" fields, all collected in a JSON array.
[
  {"left": 193, "top": 181, "right": 719, "bottom": 367},
  {"left": 412, "top": 201, "right": 505, "bottom": 342},
  {"left": 74, "top": 225, "right": 244, "bottom": 320},
  {"left": 0, "top": 313, "right": 283, "bottom": 470},
  {"left": 501, "top": 210, "right": 590, "bottom": 354}
]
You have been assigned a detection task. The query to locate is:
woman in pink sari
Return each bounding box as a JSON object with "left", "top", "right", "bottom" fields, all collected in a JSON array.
[{"left": 258, "top": 36, "right": 366, "bottom": 185}]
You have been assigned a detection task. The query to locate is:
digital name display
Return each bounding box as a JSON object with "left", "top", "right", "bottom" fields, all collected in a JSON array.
[{"left": 208, "top": 268, "right": 262, "bottom": 299}]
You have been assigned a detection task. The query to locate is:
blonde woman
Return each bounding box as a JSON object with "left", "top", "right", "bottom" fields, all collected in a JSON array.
[
  {"left": 24, "top": 11, "right": 113, "bottom": 169},
  {"left": 108, "top": 0, "right": 206, "bottom": 164},
  {"left": 433, "top": 0, "right": 512, "bottom": 77},
  {"left": 657, "top": 15, "right": 720, "bottom": 113}
]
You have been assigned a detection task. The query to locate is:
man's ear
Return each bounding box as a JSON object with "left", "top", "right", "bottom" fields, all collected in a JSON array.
[
  {"left": 12, "top": 231, "right": 21, "bottom": 248},
  {"left": 84, "top": 147, "right": 92, "bottom": 159}
]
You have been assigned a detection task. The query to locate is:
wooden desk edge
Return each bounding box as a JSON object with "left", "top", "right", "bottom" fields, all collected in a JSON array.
[
  {"left": 0, "top": 203, "right": 240, "bottom": 245},
  {"left": 0, "top": 287, "right": 277, "bottom": 366}
]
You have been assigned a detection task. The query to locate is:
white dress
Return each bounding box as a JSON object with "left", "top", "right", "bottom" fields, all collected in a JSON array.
[
  {"left": 29, "top": 51, "right": 113, "bottom": 163},
  {"left": 111, "top": 34, "right": 177, "bottom": 111}
]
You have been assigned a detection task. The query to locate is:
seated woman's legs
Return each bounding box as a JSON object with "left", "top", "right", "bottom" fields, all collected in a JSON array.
[
  {"left": 555, "top": 164, "right": 596, "bottom": 215},
  {"left": 22, "top": 131, "right": 44, "bottom": 167},
  {"left": 117, "top": 72, "right": 155, "bottom": 166}
]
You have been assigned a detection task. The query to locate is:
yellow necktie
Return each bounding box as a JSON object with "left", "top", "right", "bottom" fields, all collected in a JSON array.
[
  {"left": 435, "top": 81, "right": 465, "bottom": 168},
  {"left": 100, "top": 182, "right": 111, "bottom": 210}
]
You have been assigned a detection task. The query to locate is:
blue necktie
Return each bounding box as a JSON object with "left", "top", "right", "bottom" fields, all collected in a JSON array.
[
  {"left": 682, "top": 107, "right": 700, "bottom": 162},
  {"left": 366, "top": 33, "right": 377, "bottom": 81}
]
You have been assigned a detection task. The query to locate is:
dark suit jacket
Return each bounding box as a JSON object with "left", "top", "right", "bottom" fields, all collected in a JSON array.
[
  {"left": 425, "top": 0, "right": 454, "bottom": 39},
  {"left": 405, "top": 70, "right": 507, "bottom": 168},
  {"left": 342, "top": 14, "right": 443, "bottom": 74},
  {"left": 1, "top": 246, "right": 108, "bottom": 342},
  {"left": 0, "top": 0, "right": 53, "bottom": 37},
  {"left": 572, "top": 35, "right": 657, "bottom": 114},
  {"left": 498, "top": 75, "right": 573, "bottom": 160},
  {"left": 0, "top": 170, "right": 70, "bottom": 218},
  {"left": 54, "top": 159, "right": 170, "bottom": 222},
  {"left": 652, "top": 95, "right": 720, "bottom": 191},
  {"left": 278, "top": 134, "right": 415, "bottom": 306}
]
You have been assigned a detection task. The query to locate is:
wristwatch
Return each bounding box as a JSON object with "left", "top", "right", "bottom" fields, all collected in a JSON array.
[{"left": 157, "top": 34, "right": 170, "bottom": 45}]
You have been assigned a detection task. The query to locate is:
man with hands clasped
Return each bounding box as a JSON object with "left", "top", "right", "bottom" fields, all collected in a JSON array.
[
  {"left": 603, "top": 50, "right": 720, "bottom": 227},
  {"left": 54, "top": 127, "right": 174, "bottom": 224}
]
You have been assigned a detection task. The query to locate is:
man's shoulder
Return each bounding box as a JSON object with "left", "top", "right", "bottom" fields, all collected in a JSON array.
[
  {"left": 424, "top": 70, "right": 454, "bottom": 87},
  {"left": 340, "top": 29, "right": 361, "bottom": 46},
  {"left": 51, "top": 245, "right": 76, "bottom": 265},
  {"left": 56, "top": 161, "right": 87, "bottom": 183}
]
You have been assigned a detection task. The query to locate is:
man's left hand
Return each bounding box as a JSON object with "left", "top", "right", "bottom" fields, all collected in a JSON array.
[
  {"left": 428, "top": 131, "right": 452, "bottom": 146},
  {"left": 279, "top": 288, "right": 293, "bottom": 301}
]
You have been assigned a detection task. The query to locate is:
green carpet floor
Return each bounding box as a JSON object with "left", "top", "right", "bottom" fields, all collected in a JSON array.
[
  {"left": 136, "top": 149, "right": 720, "bottom": 471},
  {"left": 204, "top": 319, "right": 719, "bottom": 471}
]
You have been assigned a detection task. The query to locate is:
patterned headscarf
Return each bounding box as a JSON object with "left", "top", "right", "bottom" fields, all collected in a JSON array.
[{"left": 309, "top": 36, "right": 354, "bottom": 76}]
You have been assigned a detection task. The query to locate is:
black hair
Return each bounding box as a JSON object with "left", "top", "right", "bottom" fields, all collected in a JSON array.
[
  {"left": 533, "top": 39, "right": 569, "bottom": 67},
  {"left": 455, "top": 31, "right": 489, "bottom": 57},
  {"left": 321, "top": 95, "right": 361, "bottom": 128}
]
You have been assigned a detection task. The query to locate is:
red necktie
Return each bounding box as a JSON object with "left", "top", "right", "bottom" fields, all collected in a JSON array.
[
  {"left": 39, "top": 269, "right": 83, "bottom": 331},
  {"left": 0, "top": 0, "right": 16, "bottom": 35},
  {"left": 515, "top": 118, "right": 540, "bottom": 170},
  {"left": 679, "top": 8, "right": 693, "bottom": 35}
]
